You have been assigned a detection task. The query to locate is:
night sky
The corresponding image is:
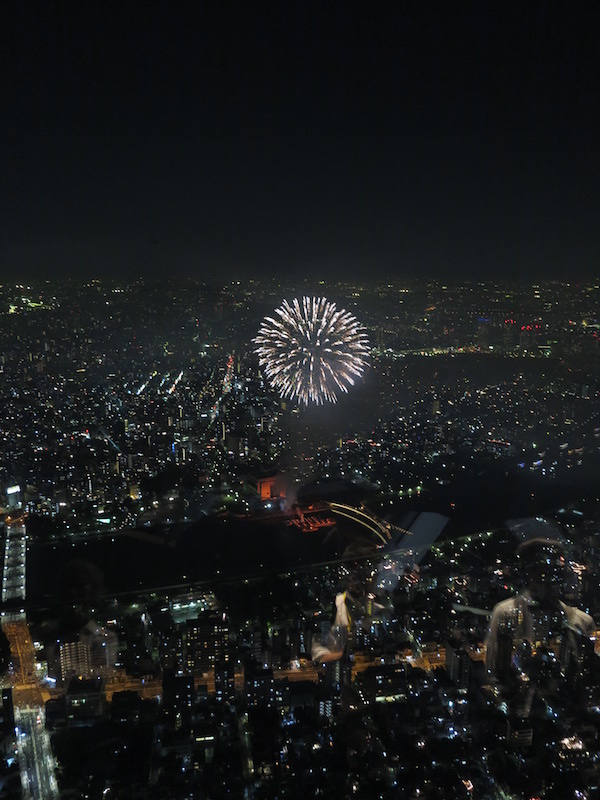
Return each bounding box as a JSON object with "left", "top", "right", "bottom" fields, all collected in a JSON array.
[{"left": 2, "top": 2, "right": 600, "bottom": 283}]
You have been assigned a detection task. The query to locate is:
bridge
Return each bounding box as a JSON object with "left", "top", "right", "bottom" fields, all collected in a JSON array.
[
  {"left": 327, "top": 502, "right": 392, "bottom": 545},
  {"left": 327, "top": 502, "right": 417, "bottom": 549}
]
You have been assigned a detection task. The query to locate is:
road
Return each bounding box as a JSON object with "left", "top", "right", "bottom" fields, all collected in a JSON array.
[
  {"left": 104, "top": 674, "right": 163, "bottom": 702},
  {"left": 15, "top": 707, "right": 59, "bottom": 800},
  {"left": 2, "top": 619, "right": 48, "bottom": 708}
]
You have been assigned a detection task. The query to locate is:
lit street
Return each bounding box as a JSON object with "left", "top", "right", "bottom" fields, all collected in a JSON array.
[{"left": 15, "top": 707, "right": 59, "bottom": 800}]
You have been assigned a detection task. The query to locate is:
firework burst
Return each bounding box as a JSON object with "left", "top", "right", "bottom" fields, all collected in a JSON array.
[{"left": 253, "top": 296, "right": 370, "bottom": 406}]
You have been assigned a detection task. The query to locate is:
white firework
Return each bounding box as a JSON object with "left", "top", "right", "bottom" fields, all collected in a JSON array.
[{"left": 253, "top": 296, "right": 370, "bottom": 405}]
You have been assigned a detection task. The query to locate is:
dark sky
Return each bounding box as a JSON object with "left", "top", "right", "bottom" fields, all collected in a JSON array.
[{"left": 2, "top": 2, "right": 600, "bottom": 283}]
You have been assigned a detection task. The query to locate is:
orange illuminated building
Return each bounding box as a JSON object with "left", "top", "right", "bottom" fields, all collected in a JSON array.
[{"left": 245, "top": 473, "right": 285, "bottom": 501}]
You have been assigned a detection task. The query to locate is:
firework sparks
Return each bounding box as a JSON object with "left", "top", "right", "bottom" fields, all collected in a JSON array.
[{"left": 253, "top": 297, "right": 370, "bottom": 405}]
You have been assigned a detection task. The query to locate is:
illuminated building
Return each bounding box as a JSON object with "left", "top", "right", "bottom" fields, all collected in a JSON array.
[
  {"left": 214, "top": 658, "right": 235, "bottom": 702},
  {"left": 185, "top": 613, "right": 229, "bottom": 673},
  {"left": 79, "top": 621, "right": 118, "bottom": 676},
  {"left": 60, "top": 640, "right": 91, "bottom": 681},
  {"left": 245, "top": 473, "right": 284, "bottom": 502},
  {"left": 4, "top": 485, "right": 21, "bottom": 511},
  {"left": 0, "top": 690, "right": 15, "bottom": 758},
  {"left": 446, "top": 640, "right": 471, "bottom": 692},
  {"left": 486, "top": 622, "right": 514, "bottom": 681},
  {"left": 65, "top": 677, "right": 105, "bottom": 727},
  {"left": 245, "top": 665, "right": 276, "bottom": 707},
  {"left": 162, "top": 669, "right": 194, "bottom": 733},
  {"left": 506, "top": 718, "right": 533, "bottom": 749}
]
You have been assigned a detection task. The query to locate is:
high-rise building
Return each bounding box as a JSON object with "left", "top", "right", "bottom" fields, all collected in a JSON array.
[
  {"left": 503, "top": 319, "right": 516, "bottom": 352},
  {"left": 185, "top": 613, "right": 229, "bottom": 673},
  {"left": 0, "top": 689, "right": 15, "bottom": 757},
  {"left": 65, "top": 677, "right": 105, "bottom": 727},
  {"left": 487, "top": 621, "right": 515, "bottom": 681},
  {"left": 158, "top": 626, "right": 185, "bottom": 673},
  {"left": 245, "top": 665, "right": 275, "bottom": 708},
  {"left": 477, "top": 318, "right": 490, "bottom": 350},
  {"left": 561, "top": 624, "right": 598, "bottom": 704},
  {"left": 214, "top": 658, "right": 235, "bottom": 702},
  {"left": 60, "top": 640, "right": 91, "bottom": 682},
  {"left": 162, "top": 669, "right": 194, "bottom": 733},
  {"left": 79, "top": 621, "right": 119, "bottom": 676},
  {"left": 506, "top": 718, "right": 533, "bottom": 749},
  {"left": 446, "top": 640, "right": 471, "bottom": 692}
]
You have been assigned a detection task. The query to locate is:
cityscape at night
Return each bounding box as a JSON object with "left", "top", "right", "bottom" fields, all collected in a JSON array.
[
  {"left": 0, "top": 277, "right": 598, "bottom": 798},
  {"left": 2, "top": 2, "right": 600, "bottom": 799}
]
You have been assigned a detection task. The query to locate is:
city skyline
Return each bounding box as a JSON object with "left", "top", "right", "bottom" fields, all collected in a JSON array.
[
  {"left": 2, "top": 2, "right": 600, "bottom": 794},
  {"left": 2, "top": 3, "right": 600, "bottom": 283},
  {"left": 0, "top": 275, "right": 599, "bottom": 797}
]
